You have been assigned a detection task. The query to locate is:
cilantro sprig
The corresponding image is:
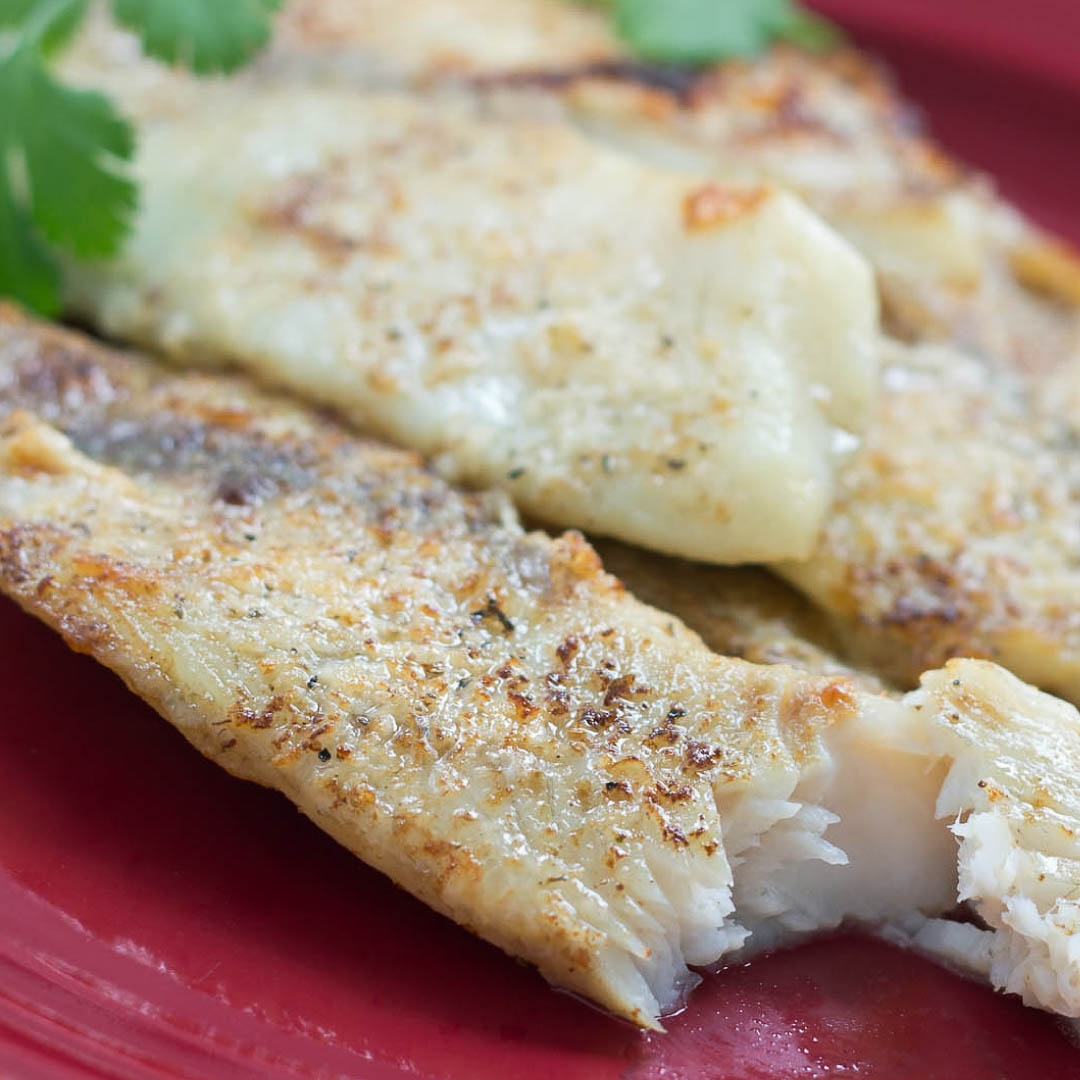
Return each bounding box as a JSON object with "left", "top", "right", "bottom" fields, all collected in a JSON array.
[
  {"left": 586, "top": 0, "right": 842, "bottom": 66},
  {"left": 0, "top": 0, "right": 282, "bottom": 315}
]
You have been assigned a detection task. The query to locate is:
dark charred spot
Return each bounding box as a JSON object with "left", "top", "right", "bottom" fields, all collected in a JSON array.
[
  {"left": 495, "top": 663, "right": 526, "bottom": 686},
  {"left": 662, "top": 821, "right": 689, "bottom": 847},
  {"left": 667, "top": 705, "right": 687, "bottom": 720},
  {"left": 603, "top": 674, "right": 634, "bottom": 706},
  {"left": 215, "top": 468, "right": 281, "bottom": 507},
  {"left": 544, "top": 674, "right": 570, "bottom": 717},
  {"left": 684, "top": 739, "right": 724, "bottom": 770},
  {"left": 655, "top": 781, "right": 693, "bottom": 803},
  {"left": 578, "top": 707, "right": 616, "bottom": 730},
  {"left": 237, "top": 694, "right": 286, "bottom": 730},
  {"left": 474, "top": 60, "right": 705, "bottom": 105},
  {"left": 508, "top": 691, "right": 538, "bottom": 721},
  {"left": 644, "top": 722, "right": 680, "bottom": 750},
  {"left": 556, "top": 634, "right": 579, "bottom": 666}
]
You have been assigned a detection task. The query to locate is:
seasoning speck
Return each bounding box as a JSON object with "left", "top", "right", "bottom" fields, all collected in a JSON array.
[
  {"left": 472, "top": 596, "right": 515, "bottom": 634},
  {"left": 317, "top": 748, "right": 331, "bottom": 762}
]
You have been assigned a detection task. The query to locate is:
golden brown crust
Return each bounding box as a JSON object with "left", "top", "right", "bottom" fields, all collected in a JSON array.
[
  {"left": 595, "top": 539, "right": 886, "bottom": 693},
  {"left": 777, "top": 339, "right": 1080, "bottom": 702}
]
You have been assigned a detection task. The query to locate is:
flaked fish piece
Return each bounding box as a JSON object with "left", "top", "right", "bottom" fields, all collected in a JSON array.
[
  {"left": 4, "top": 307, "right": 1080, "bottom": 1026},
  {"left": 61, "top": 80, "right": 878, "bottom": 566}
]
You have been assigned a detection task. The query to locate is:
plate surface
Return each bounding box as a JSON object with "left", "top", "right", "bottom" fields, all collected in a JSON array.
[{"left": 3, "top": 3, "right": 1080, "bottom": 1077}]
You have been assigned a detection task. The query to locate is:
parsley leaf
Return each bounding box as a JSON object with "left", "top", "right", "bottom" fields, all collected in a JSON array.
[
  {"left": 0, "top": 0, "right": 282, "bottom": 315},
  {"left": 0, "top": 186, "right": 61, "bottom": 316},
  {"left": 112, "top": 0, "right": 284, "bottom": 75},
  {"left": 2, "top": 49, "right": 136, "bottom": 257},
  {"left": 0, "top": 1, "right": 135, "bottom": 314},
  {"left": 0, "top": 0, "right": 87, "bottom": 56},
  {"left": 610, "top": 0, "right": 842, "bottom": 66}
]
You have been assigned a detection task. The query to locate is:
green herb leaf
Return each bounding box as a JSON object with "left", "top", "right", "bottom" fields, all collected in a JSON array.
[
  {"left": 0, "top": 182, "right": 62, "bottom": 315},
  {"left": 2, "top": 49, "right": 136, "bottom": 257},
  {"left": 0, "top": 0, "right": 88, "bottom": 56},
  {"left": 776, "top": 7, "right": 843, "bottom": 51},
  {"left": 0, "top": 19, "right": 136, "bottom": 313},
  {"left": 111, "top": 0, "right": 284, "bottom": 75},
  {"left": 611, "top": 0, "right": 841, "bottom": 66}
]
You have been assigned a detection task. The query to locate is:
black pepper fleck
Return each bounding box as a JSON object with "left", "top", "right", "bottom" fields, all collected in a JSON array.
[
  {"left": 472, "top": 596, "right": 514, "bottom": 634},
  {"left": 317, "top": 748, "right": 331, "bottom": 762}
]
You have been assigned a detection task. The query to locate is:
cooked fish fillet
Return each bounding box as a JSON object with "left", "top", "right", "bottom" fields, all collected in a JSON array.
[
  {"left": 65, "top": 0, "right": 1080, "bottom": 372},
  {"left": 61, "top": 79, "right": 878, "bottom": 566},
  {"left": 67, "top": 0, "right": 1077, "bottom": 368},
  {"left": 551, "top": 52, "right": 1080, "bottom": 371},
  {"left": 5, "top": 306, "right": 1080, "bottom": 1026},
  {"left": 772, "top": 337, "right": 1080, "bottom": 703}
]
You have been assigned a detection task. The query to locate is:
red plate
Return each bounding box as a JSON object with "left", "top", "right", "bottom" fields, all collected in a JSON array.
[{"left": 3, "top": 4, "right": 1080, "bottom": 1077}]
